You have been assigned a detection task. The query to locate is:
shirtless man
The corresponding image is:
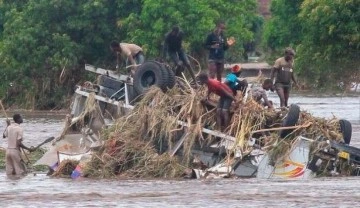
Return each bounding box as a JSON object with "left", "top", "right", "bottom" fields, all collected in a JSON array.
[
  {"left": 110, "top": 41, "right": 145, "bottom": 76},
  {"left": 270, "top": 47, "right": 298, "bottom": 107}
]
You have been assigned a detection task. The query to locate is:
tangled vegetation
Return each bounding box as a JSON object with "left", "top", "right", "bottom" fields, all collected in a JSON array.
[{"left": 77, "top": 84, "right": 345, "bottom": 179}]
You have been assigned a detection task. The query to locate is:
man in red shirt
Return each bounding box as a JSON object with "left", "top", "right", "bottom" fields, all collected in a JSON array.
[{"left": 198, "top": 73, "right": 236, "bottom": 131}]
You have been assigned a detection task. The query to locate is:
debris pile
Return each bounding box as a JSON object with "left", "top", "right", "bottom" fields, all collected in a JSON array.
[{"left": 79, "top": 83, "right": 346, "bottom": 178}]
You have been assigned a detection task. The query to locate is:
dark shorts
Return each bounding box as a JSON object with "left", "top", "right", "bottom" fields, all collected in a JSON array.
[
  {"left": 169, "top": 49, "right": 190, "bottom": 66},
  {"left": 275, "top": 82, "right": 291, "bottom": 91},
  {"left": 208, "top": 60, "right": 224, "bottom": 81},
  {"left": 217, "top": 96, "right": 232, "bottom": 110},
  {"left": 126, "top": 51, "right": 145, "bottom": 66}
]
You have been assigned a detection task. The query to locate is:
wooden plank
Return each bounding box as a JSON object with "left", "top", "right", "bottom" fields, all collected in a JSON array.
[
  {"left": 169, "top": 128, "right": 189, "bottom": 157},
  {"left": 251, "top": 122, "right": 312, "bottom": 134}
]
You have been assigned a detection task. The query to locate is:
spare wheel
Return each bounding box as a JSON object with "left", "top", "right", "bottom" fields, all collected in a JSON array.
[
  {"left": 162, "top": 64, "right": 176, "bottom": 89},
  {"left": 133, "top": 61, "right": 168, "bottom": 94},
  {"left": 339, "top": 119, "right": 352, "bottom": 144}
]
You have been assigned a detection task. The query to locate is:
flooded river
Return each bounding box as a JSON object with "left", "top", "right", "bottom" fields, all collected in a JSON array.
[{"left": 0, "top": 95, "right": 359, "bottom": 207}]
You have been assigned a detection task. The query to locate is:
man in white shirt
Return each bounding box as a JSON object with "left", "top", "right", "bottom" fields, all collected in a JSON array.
[{"left": 3, "top": 114, "right": 34, "bottom": 176}]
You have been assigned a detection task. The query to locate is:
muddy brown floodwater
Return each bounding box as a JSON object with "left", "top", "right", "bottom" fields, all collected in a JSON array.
[{"left": 0, "top": 95, "right": 359, "bottom": 208}]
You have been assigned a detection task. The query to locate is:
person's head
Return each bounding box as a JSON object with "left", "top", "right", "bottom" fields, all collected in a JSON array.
[
  {"left": 284, "top": 47, "right": 295, "bottom": 61},
  {"left": 231, "top": 64, "right": 242, "bottom": 76},
  {"left": 171, "top": 25, "right": 180, "bottom": 35},
  {"left": 13, "top": 114, "right": 23, "bottom": 124},
  {"left": 110, "top": 40, "right": 120, "bottom": 52},
  {"left": 262, "top": 79, "right": 273, "bottom": 91},
  {"left": 197, "top": 72, "right": 209, "bottom": 85},
  {"left": 215, "top": 20, "right": 226, "bottom": 33}
]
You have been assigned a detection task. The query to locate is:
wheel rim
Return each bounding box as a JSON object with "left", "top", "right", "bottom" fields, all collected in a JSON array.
[{"left": 141, "top": 71, "right": 156, "bottom": 87}]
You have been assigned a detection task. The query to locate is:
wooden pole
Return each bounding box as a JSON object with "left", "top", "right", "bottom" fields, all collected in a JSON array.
[{"left": 251, "top": 122, "right": 312, "bottom": 134}]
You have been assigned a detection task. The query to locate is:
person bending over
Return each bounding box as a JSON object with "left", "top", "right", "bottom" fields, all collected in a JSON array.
[
  {"left": 110, "top": 41, "right": 145, "bottom": 76},
  {"left": 224, "top": 64, "right": 248, "bottom": 96},
  {"left": 198, "top": 73, "right": 236, "bottom": 131},
  {"left": 250, "top": 79, "right": 274, "bottom": 109}
]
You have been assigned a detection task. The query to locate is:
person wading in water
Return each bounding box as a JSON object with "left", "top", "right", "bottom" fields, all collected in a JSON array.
[{"left": 3, "top": 114, "right": 34, "bottom": 176}]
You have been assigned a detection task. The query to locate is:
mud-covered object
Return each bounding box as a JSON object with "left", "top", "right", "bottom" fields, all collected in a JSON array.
[
  {"left": 97, "top": 75, "right": 124, "bottom": 91},
  {"left": 280, "top": 104, "right": 300, "bottom": 138},
  {"left": 98, "top": 86, "right": 125, "bottom": 100}
]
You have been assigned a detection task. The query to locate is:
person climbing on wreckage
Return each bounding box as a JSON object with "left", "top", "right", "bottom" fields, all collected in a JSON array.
[
  {"left": 162, "top": 25, "right": 199, "bottom": 88},
  {"left": 250, "top": 78, "right": 274, "bottom": 109},
  {"left": 110, "top": 40, "right": 145, "bottom": 77},
  {"left": 198, "top": 73, "right": 237, "bottom": 131},
  {"left": 223, "top": 64, "right": 248, "bottom": 97},
  {"left": 270, "top": 47, "right": 298, "bottom": 107}
]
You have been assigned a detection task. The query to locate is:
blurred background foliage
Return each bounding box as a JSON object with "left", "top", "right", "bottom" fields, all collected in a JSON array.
[{"left": 0, "top": 0, "right": 358, "bottom": 109}]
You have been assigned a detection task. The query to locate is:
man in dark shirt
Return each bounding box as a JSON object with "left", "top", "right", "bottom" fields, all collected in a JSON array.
[
  {"left": 198, "top": 73, "right": 236, "bottom": 131},
  {"left": 270, "top": 47, "right": 298, "bottom": 107},
  {"left": 205, "top": 21, "right": 235, "bottom": 81},
  {"left": 163, "top": 26, "right": 197, "bottom": 86}
]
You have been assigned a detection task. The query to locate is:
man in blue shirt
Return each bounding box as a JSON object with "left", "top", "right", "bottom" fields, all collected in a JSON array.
[{"left": 224, "top": 65, "right": 248, "bottom": 96}]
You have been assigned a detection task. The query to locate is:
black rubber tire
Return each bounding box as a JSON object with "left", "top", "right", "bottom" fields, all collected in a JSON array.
[
  {"left": 133, "top": 61, "right": 169, "bottom": 94},
  {"left": 98, "top": 75, "right": 124, "bottom": 90},
  {"left": 162, "top": 64, "right": 176, "bottom": 89},
  {"left": 339, "top": 119, "right": 352, "bottom": 144},
  {"left": 98, "top": 86, "right": 124, "bottom": 100},
  {"left": 280, "top": 104, "right": 300, "bottom": 138}
]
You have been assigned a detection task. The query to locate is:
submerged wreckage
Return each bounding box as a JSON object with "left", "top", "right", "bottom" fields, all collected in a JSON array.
[{"left": 36, "top": 61, "right": 360, "bottom": 179}]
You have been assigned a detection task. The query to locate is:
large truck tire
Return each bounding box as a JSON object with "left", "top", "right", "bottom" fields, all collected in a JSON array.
[
  {"left": 97, "top": 75, "right": 124, "bottom": 91},
  {"left": 133, "top": 61, "right": 169, "bottom": 94},
  {"left": 339, "top": 119, "right": 352, "bottom": 144},
  {"left": 163, "top": 64, "right": 176, "bottom": 89},
  {"left": 280, "top": 104, "right": 300, "bottom": 138}
]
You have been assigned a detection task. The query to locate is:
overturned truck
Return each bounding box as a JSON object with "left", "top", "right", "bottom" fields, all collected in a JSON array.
[{"left": 36, "top": 61, "right": 360, "bottom": 179}]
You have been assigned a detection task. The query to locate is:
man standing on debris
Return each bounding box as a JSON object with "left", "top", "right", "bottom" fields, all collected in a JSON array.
[
  {"left": 250, "top": 79, "right": 274, "bottom": 109},
  {"left": 270, "top": 47, "right": 298, "bottom": 107},
  {"left": 3, "top": 114, "right": 34, "bottom": 176},
  {"left": 110, "top": 41, "right": 145, "bottom": 76},
  {"left": 224, "top": 64, "right": 248, "bottom": 96},
  {"left": 205, "top": 20, "right": 235, "bottom": 81},
  {"left": 163, "top": 26, "right": 198, "bottom": 87},
  {"left": 198, "top": 73, "right": 236, "bottom": 131}
]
